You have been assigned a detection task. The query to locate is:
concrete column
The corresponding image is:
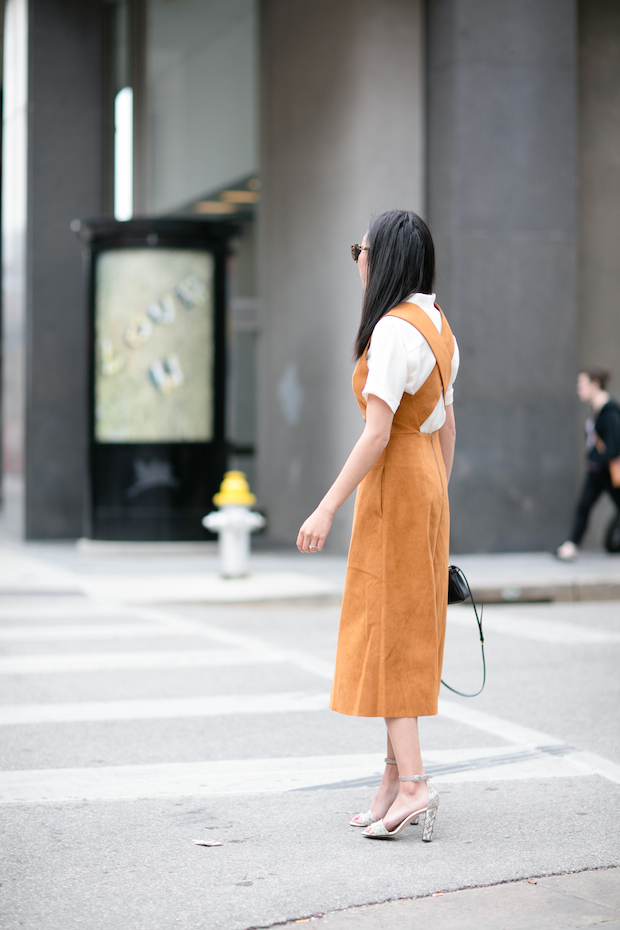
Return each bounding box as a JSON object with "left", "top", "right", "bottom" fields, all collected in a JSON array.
[
  {"left": 575, "top": 0, "right": 620, "bottom": 548},
  {"left": 427, "top": 0, "right": 579, "bottom": 551},
  {"left": 259, "top": 0, "right": 425, "bottom": 550},
  {"left": 2, "top": 0, "right": 104, "bottom": 537},
  {"left": 578, "top": 0, "right": 620, "bottom": 376}
]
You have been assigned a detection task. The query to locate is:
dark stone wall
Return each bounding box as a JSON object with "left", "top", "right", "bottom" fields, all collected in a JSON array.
[
  {"left": 258, "top": 0, "right": 426, "bottom": 550},
  {"left": 427, "top": 0, "right": 579, "bottom": 551},
  {"left": 24, "top": 0, "right": 104, "bottom": 537}
]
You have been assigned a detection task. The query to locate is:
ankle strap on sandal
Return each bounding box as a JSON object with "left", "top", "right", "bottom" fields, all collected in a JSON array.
[
  {"left": 399, "top": 774, "right": 430, "bottom": 781},
  {"left": 384, "top": 757, "right": 397, "bottom": 765}
]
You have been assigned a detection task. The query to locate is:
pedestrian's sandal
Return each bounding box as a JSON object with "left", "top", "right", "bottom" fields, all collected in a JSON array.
[{"left": 362, "top": 775, "right": 439, "bottom": 842}]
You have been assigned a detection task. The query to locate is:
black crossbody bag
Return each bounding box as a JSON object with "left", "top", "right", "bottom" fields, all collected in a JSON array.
[{"left": 443, "top": 566, "right": 486, "bottom": 697}]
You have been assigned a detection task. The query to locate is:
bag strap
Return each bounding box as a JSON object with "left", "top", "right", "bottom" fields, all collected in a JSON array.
[{"left": 441, "top": 566, "right": 486, "bottom": 698}]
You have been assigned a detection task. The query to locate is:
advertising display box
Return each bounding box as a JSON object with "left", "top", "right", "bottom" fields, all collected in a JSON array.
[{"left": 75, "top": 218, "right": 238, "bottom": 540}]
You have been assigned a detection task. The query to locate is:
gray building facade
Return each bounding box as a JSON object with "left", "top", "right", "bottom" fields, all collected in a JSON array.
[{"left": 2, "top": 0, "right": 620, "bottom": 552}]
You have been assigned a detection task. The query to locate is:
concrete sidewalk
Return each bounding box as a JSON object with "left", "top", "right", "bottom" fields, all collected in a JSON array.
[
  {"left": 452, "top": 551, "right": 620, "bottom": 603},
  {"left": 279, "top": 868, "right": 620, "bottom": 929},
  {"left": 0, "top": 539, "right": 619, "bottom": 603}
]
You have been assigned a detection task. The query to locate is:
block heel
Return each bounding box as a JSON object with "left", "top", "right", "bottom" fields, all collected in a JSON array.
[{"left": 422, "top": 787, "right": 439, "bottom": 842}]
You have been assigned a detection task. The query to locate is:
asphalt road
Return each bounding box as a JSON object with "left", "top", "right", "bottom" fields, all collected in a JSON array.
[{"left": 0, "top": 591, "right": 619, "bottom": 929}]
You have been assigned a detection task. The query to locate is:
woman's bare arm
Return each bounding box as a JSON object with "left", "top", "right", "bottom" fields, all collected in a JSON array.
[
  {"left": 296, "top": 395, "right": 394, "bottom": 552},
  {"left": 437, "top": 403, "right": 456, "bottom": 483}
]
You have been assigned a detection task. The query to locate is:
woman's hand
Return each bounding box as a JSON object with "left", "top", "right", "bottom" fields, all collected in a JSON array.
[
  {"left": 295, "top": 395, "right": 394, "bottom": 553},
  {"left": 297, "top": 505, "right": 334, "bottom": 553}
]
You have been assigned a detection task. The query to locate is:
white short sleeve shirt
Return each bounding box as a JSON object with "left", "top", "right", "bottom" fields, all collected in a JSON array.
[{"left": 362, "top": 292, "right": 460, "bottom": 433}]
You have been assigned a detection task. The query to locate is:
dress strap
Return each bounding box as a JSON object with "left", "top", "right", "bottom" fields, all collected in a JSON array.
[{"left": 386, "top": 303, "right": 454, "bottom": 400}]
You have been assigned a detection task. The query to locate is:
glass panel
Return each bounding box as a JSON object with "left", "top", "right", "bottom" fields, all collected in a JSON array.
[
  {"left": 94, "top": 248, "right": 214, "bottom": 442},
  {"left": 114, "top": 87, "right": 133, "bottom": 220},
  {"left": 146, "top": 0, "right": 258, "bottom": 214}
]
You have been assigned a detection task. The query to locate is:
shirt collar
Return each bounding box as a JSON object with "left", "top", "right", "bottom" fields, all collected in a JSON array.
[{"left": 405, "top": 292, "right": 437, "bottom": 313}]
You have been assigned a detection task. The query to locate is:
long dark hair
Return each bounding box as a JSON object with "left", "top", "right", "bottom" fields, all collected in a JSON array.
[{"left": 354, "top": 210, "right": 436, "bottom": 360}]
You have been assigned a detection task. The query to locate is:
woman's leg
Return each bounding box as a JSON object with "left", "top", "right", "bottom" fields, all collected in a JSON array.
[
  {"left": 350, "top": 731, "right": 399, "bottom": 823},
  {"left": 569, "top": 470, "right": 605, "bottom": 544},
  {"left": 364, "top": 717, "right": 428, "bottom": 833}
]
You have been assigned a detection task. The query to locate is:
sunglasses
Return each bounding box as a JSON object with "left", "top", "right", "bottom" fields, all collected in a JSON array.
[{"left": 351, "top": 243, "right": 369, "bottom": 263}]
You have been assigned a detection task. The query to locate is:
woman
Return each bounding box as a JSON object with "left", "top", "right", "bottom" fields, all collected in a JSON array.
[
  {"left": 297, "top": 210, "right": 459, "bottom": 843},
  {"left": 556, "top": 369, "right": 620, "bottom": 560}
]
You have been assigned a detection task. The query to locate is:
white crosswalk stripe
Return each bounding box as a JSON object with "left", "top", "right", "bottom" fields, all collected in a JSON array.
[
  {"left": 448, "top": 605, "right": 620, "bottom": 644},
  {"left": 0, "top": 601, "right": 129, "bottom": 621},
  {"left": 0, "top": 648, "right": 286, "bottom": 675},
  {"left": 0, "top": 623, "right": 185, "bottom": 641},
  {"left": 0, "top": 690, "right": 331, "bottom": 725},
  {"left": 1, "top": 745, "right": 618, "bottom": 805}
]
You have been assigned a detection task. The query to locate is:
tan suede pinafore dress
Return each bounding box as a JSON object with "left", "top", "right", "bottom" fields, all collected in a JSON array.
[{"left": 330, "top": 302, "right": 455, "bottom": 718}]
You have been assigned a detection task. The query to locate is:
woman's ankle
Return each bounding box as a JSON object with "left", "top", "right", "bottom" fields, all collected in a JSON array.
[
  {"left": 384, "top": 764, "right": 399, "bottom": 783},
  {"left": 398, "top": 780, "right": 427, "bottom": 799}
]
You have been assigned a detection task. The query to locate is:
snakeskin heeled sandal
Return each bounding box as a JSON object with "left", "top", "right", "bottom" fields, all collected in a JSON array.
[
  {"left": 362, "top": 774, "right": 438, "bottom": 841},
  {"left": 349, "top": 759, "right": 420, "bottom": 828}
]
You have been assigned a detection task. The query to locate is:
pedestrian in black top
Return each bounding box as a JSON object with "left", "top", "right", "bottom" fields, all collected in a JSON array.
[{"left": 557, "top": 369, "right": 620, "bottom": 560}]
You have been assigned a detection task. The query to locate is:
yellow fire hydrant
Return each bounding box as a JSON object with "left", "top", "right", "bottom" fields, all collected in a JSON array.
[{"left": 202, "top": 471, "right": 266, "bottom": 578}]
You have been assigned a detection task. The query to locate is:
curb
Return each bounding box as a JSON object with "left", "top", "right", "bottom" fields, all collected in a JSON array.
[{"left": 470, "top": 582, "right": 620, "bottom": 604}]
